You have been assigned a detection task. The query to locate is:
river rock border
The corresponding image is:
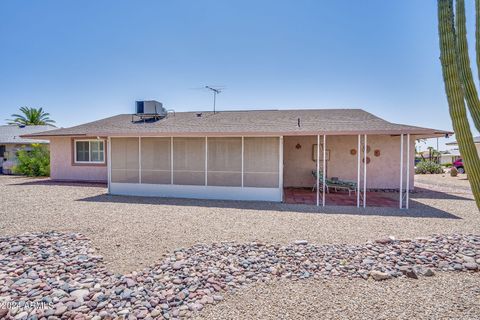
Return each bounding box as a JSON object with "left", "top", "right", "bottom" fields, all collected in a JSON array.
[{"left": 0, "top": 232, "right": 479, "bottom": 319}]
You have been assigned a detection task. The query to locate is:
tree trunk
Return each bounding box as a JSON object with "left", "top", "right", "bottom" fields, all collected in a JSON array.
[
  {"left": 456, "top": 0, "right": 480, "bottom": 132},
  {"left": 438, "top": 0, "right": 480, "bottom": 210}
]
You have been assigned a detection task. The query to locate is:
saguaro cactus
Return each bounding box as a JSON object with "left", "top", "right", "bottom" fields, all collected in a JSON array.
[
  {"left": 456, "top": 0, "right": 480, "bottom": 132},
  {"left": 476, "top": 0, "right": 480, "bottom": 81},
  {"left": 438, "top": 0, "right": 480, "bottom": 210}
]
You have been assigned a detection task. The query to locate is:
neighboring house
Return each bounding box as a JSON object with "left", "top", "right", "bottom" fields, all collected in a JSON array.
[
  {"left": 417, "top": 149, "right": 461, "bottom": 165},
  {"left": 0, "top": 124, "right": 55, "bottom": 174},
  {"left": 446, "top": 136, "right": 480, "bottom": 157},
  {"left": 24, "top": 103, "right": 450, "bottom": 207}
]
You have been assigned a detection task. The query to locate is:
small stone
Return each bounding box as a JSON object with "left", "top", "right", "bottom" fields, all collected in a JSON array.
[
  {"left": 375, "top": 238, "right": 392, "bottom": 244},
  {"left": 70, "top": 289, "right": 90, "bottom": 302},
  {"left": 151, "top": 309, "right": 161, "bottom": 317},
  {"left": 464, "top": 263, "right": 478, "bottom": 270},
  {"left": 405, "top": 270, "right": 418, "bottom": 279},
  {"left": 54, "top": 305, "right": 68, "bottom": 316},
  {"left": 189, "top": 303, "right": 203, "bottom": 312},
  {"left": 125, "top": 278, "right": 136, "bottom": 287},
  {"left": 294, "top": 240, "right": 308, "bottom": 245},
  {"left": 118, "top": 309, "right": 130, "bottom": 316},
  {"left": 8, "top": 245, "right": 23, "bottom": 254},
  {"left": 172, "top": 261, "right": 185, "bottom": 270},
  {"left": 0, "top": 309, "right": 8, "bottom": 318},
  {"left": 370, "top": 270, "right": 391, "bottom": 281},
  {"left": 423, "top": 269, "right": 435, "bottom": 277},
  {"left": 213, "top": 295, "right": 223, "bottom": 301}
]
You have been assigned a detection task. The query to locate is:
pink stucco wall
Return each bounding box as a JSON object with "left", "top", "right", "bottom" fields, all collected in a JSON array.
[
  {"left": 50, "top": 137, "right": 108, "bottom": 182},
  {"left": 283, "top": 135, "right": 415, "bottom": 190},
  {"left": 49, "top": 134, "right": 415, "bottom": 188}
]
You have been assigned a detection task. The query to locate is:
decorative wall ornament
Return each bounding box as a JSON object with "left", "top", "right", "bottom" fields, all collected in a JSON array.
[
  {"left": 362, "top": 156, "right": 371, "bottom": 164},
  {"left": 374, "top": 149, "right": 381, "bottom": 157},
  {"left": 361, "top": 144, "right": 371, "bottom": 153},
  {"left": 350, "top": 149, "right": 357, "bottom": 155},
  {"left": 295, "top": 143, "right": 302, "bottom": 149}
]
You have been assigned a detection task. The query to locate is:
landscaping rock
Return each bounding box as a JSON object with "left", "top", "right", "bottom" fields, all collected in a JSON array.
[
  {"left": 370, "top": 271, "right": 391, "bottom": 281},
  {"left": 0, "top": 232, "right": 478, "bottom": 319},
  {"left": 463, "top": 263, "right": 478, "bottom": 270}
]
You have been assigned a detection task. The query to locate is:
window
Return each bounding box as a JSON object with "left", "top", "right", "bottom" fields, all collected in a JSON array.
[{"left": 75, "top": 140, "right": 105, "bottom": 163}]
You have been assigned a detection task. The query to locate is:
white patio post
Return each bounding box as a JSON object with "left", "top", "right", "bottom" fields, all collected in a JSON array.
[
  {"left": 357, "top": 134, "right": 361, "bottom": 208},
  {"left": 322, "top": 135, "right": 326, "bottom": 207},
  {"left": 170, "top": 137, "right": 174, "bottom": 184},
  {"left": 279, "top": 136, "right": 284, "bottom": 202},
  {"left": 399, "top": 134, "right": 404, "bottom": 209},
  {"left": 241, "top": 136, "right": 244, "bottom": 188},
  {"left": 316, "top": 134, "right": 320, "bottom": 206},
  {"left": 363, "top": 134, "right": 367, "bottom": 208},
  {"left": 205, "top": 137, "right": 208, "bottom": 186},
  {"left": 107, "top": 137, "right": 112, "bottom": 194},
  {"left": 406, "top": 134, "right": 410, "bottom": 209},
  {"left": 138, "top": 137, "right": 142, "bottom": 184}
]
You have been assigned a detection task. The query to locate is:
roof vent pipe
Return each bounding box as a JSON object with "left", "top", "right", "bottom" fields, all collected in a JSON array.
[
  {"left": 297, "top": 118, "right": 301, "bottom": 127},
  {"left": 196, "top": 113, "right": 203, "bottom": 117}
]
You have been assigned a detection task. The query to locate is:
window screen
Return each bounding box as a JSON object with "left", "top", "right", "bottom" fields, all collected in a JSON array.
[
  {"left": 243, "top": 137, "right": 279, "bottom": 188},
  {"left": 111, "top": 138, "right": 139, "bottom": 183},
  {"left": 141, "top": 137, "right": 171, "bottom": 184},
  {"left": 173, "top": 137, "right": 205, "bottom": 185},
  {"left": 207, "top": 137, "right": 242, "bottom": 187},
  {"left": 90, "top": 141, "right": 104, "bottom": 162},
  {"left": 76, "top": 141, "right": 89, "bottom": 162}
]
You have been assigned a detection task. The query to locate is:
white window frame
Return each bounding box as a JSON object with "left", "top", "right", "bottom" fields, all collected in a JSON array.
[{"left": 74, "top": 139, "right": 106, "bottom": 164}]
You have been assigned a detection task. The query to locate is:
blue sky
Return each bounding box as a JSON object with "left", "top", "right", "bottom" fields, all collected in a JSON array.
[{"left": 1, "top": 0, "right": 478, "bottom": 150}]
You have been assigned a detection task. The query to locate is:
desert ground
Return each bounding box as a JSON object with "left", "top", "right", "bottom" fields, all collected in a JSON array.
[{"left": 0, "top": 174, "right": 479, "bottom": 319}]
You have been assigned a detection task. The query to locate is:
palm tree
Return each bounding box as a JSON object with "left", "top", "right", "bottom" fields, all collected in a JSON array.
[{"left": 7, "top": 107, "right": 55, "bottom": 126}]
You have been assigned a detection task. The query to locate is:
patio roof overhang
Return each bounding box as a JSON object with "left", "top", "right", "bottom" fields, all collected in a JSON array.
[{"left": 21, "top": 129, "right": 452, "bottom": 140}]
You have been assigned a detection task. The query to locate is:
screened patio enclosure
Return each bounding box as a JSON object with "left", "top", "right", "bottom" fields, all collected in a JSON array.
[
  {"left": 108, "top": 133, "right": 414, "bottom": 208},
  {"left": 108, "top": 136, "right": 283, "bottom": 201}
]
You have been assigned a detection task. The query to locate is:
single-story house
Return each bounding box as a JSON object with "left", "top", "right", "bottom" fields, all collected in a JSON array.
[
  {"left": 446, "top": 136, "right": 480, "bottom": 158},
  {"left": 24, "top": 103, "right": 450, "bottom": 208},
  {"left": 417, "top": 149, "right": 461, "bottom": 165},
  {"left": 0, "top": 124, "right": 55, "bottom": 174}
]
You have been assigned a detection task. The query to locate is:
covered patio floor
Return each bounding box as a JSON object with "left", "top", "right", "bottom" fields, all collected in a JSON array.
[{"left": 283, "top": 187, "right": 399, "bottom": 207}]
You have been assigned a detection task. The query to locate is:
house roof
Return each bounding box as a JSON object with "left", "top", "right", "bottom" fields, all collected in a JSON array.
[
  {"left": 23, "top": 109, "right": 451, "bottom": 138},
  {"left": 0, "top": 124, "right": 55, "bottom": 144},
  {"left": 446, "top": 136, "right": 480, "bottom": 145}
]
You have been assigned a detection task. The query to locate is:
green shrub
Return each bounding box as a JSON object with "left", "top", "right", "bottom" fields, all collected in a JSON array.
[
  {"left": 444, "top": 163, "right": 452, "bottom": 168},
  {"left": 415, "top": 160, "right": 444, "bottom": 174},
  {"left": 13, "top": 144, "right": 50, "bottom": 177}
]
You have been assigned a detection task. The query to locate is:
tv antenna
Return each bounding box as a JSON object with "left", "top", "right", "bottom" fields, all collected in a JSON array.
[{"left": 205, "top": 85, "right": 223, "bottom": 114}]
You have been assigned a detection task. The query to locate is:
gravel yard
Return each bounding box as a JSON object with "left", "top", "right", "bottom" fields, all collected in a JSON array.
[
  {"left": 1, "top": 232, "right": 479, "bottom": 319},
  {"left": 0, "top": 174, "right": 479, "bottom": 319},
  {"left": 195, "top": 273, "right": 480, "bottom": 320},
  {"left": 0, "top": 175, "right": 477, "bottom": 273}
]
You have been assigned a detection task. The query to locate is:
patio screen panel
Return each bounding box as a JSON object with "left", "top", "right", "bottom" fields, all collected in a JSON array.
[
  {"left": 141, "top": 138, "right": 171, "bottom": 184},
  {"left": 243, "top": 137, "right": 279, "bottom": 188},
  {"left": 207, "top": 137, "right": 242, "bottom": 186},
  {"left": 111, "top": 138, "right": 139, "bottom": 183},
  {"left": 173, "top": 137, "right": 205, "bottom": 185}
]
